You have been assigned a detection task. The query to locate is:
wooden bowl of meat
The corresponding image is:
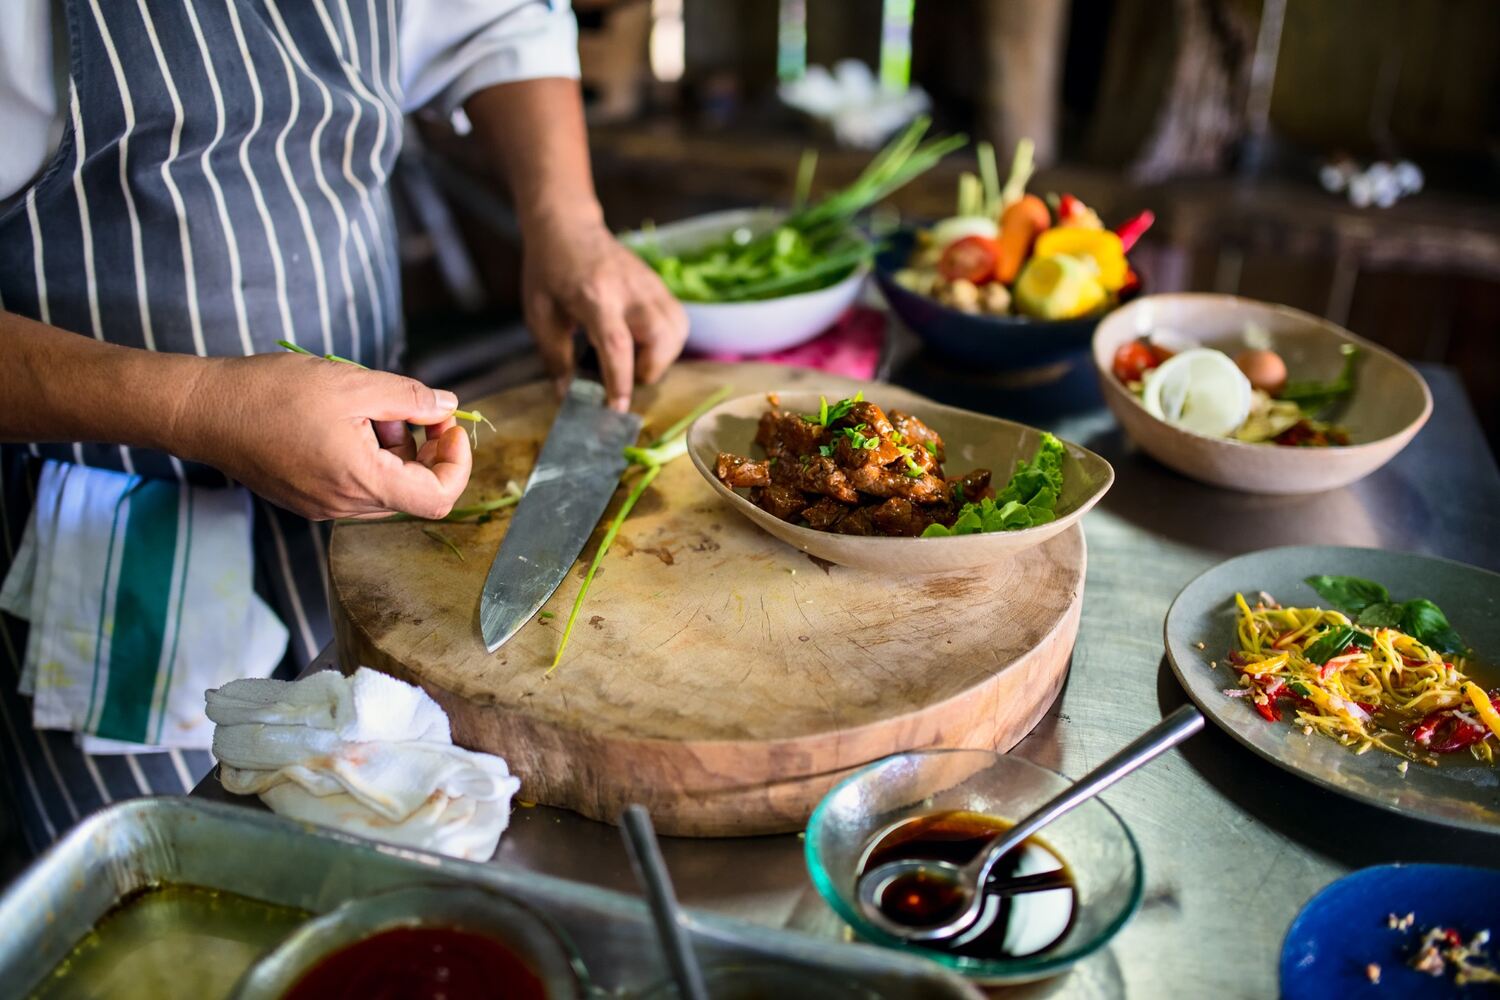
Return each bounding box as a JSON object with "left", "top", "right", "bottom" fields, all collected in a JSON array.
[{"left": 687, "top": 389, "right": 1114, "bottom": 574}]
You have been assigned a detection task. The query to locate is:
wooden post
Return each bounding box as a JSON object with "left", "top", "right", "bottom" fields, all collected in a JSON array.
[{"left": 977, "top": 0, "right": 1071, "bottom": 166}]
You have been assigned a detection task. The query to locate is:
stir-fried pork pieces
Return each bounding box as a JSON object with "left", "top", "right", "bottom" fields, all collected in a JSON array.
[{"left": 714, "top": 394, "right": 994, "bottom": 537}]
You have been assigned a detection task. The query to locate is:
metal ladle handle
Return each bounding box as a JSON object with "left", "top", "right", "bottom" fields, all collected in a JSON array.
[{"left": 965, "top": 704, "right": 1205, "bottom": 886}]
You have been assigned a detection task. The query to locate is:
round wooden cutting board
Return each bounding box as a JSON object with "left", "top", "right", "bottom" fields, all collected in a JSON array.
[{"left": 331, "top": 362, "right": 1086, "bottom": 836}]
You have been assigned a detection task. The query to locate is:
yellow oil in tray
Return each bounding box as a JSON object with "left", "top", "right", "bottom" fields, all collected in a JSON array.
[{"left": 30, "top": 884, "right": 308, "bottom": 1000}]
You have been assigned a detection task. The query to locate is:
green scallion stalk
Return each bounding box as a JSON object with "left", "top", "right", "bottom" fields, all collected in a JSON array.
[
  {"left": 337, "top": 489, "right": 522, "bottom": 525},
  {"left": 977, "top": 141, "right": 1000, "bottom": 216},
  {"left": 550, "top": 463, "right": 660, "bottom": 674},
  {"left": 793, "top": 148, "right": 818, "bottom": 209},
  {"left": 549, "top": 385, "right": 732, "bottom": 671},
  {"left": 644, "top": 385, "right": 733, "bottom": 448},
  {"left": 276, "top": 341, "right": 491, "bottom": 431},
  {"left": 421, "top": 526, "right": 465, "bottom": 561}
]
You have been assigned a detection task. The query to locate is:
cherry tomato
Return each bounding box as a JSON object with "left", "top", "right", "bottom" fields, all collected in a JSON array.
[
  {"left": 1112, "top": 339, "right": 1160, "bottom": 383},
  {"left": 938, "top": 236, "right": 999, "bottom": 284}
]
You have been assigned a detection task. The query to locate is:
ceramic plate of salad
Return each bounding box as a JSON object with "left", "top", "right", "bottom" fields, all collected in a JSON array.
[
  {"left": 873, "top": 139, "right": 1153, "bottom": 372},
  {"left": 1092, "top": 293, "right": 1431, "bottom": 493},
  {"left": 1165, "top": 545, "right": 1500, "bottom": 835}
]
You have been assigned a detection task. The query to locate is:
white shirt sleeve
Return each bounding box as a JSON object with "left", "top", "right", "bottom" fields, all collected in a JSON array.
[{"left": 398, "top": 0, "right": 580, "bottom": 116}]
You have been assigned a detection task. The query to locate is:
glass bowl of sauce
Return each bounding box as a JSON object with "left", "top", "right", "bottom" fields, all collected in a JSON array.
[
  {"left": 229, "top": 885, "right": 586, "bottom": 1000},
  {"left": 805, "top": 750, "right": 1143, "bottom": 984}
]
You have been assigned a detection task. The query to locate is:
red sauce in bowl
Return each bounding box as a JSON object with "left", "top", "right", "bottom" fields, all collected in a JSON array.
[{"left": 281, "top": 926, "right": 547, "bottom": 1000}]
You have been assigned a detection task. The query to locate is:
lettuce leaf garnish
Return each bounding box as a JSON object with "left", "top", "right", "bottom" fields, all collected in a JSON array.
[{"left": 922, "top": 433, "right": 1065, "bottom": 537}]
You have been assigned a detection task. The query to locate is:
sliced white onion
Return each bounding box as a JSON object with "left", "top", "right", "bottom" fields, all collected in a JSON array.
[{"left": 1141, "top": 348, "right": 1253, "bottom": 438}]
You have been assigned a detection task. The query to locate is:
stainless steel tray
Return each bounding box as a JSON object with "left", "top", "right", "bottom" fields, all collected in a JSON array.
[{"left": 0, "top": 798, "right": 982, "bottom": 999}]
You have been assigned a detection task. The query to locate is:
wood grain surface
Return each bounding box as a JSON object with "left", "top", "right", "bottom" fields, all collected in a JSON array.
[{"left": 330, "top": 362, "right": 1086, "bottom": 836}]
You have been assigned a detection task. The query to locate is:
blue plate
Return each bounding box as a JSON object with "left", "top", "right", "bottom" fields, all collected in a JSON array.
[
  {"left": 1281, "top": 863, "right": 1500, "bottom": 998},
  {"left": 872, "top": 228, "right": 1128, "bottom": 372}
]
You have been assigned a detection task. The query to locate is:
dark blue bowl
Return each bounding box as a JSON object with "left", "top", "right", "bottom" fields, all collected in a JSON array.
[
  {"left": 1281, "top": 863, "right": 1500, "bottom": 999},
  {"left": 873, "top": 227, "right": 1127, "bottom": 373}
]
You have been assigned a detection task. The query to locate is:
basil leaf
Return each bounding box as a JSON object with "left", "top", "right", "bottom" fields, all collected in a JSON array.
[
  {"left": 1303, "top": 575, "right": 1390, "bottom": 614},
  {"left": 1399, "top": 599, "right": 1466, "bottom": 655},
  {"left": 1355, "top": 601, "right": 1404, "bottom": 628},
  {"left": 1303, "top": 626, "right": 1359, "bottom": 665}
]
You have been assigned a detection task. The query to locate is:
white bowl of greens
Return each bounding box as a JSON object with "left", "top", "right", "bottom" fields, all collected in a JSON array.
[
  {"left": 625, "top": 117, "right": 964, "bottom": 356},
  {"left": 626, "top": 207, "right": 869, "bottom": 355}
]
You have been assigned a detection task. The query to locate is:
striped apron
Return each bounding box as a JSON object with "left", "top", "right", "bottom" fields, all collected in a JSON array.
[{"left": 0, "top": 0, "right": 403, "bottom": 854}]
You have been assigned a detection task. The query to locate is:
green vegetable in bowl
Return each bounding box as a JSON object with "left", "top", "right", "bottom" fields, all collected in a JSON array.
[
  {"left": 922, "top": 433, "right": 1065, "bottom": 537},
  {"left": 633, "top": 118, "right": 965, "bottom": 303}
]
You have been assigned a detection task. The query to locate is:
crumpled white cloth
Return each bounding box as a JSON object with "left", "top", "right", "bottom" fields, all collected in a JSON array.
[{"left": 206, "top": 668, "right": 520, "bottom": 860}]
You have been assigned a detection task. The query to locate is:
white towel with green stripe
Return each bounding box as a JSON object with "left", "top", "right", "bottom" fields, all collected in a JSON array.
[{"left": 0, "top": 461, "right": 288, "bottom": 752}]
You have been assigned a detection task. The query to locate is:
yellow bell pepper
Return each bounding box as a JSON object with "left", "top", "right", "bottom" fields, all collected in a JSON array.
[
  {"left": 1464, "top": 682, "right": 1500, "bottom": 739},
  {"left": 1032, "top": 228, "right": 1128, "bottom": 292}
]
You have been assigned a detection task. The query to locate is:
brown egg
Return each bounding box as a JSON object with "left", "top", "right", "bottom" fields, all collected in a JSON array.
[{"left": 1235, "top": 349, "right": 1288, "bottom": 396}]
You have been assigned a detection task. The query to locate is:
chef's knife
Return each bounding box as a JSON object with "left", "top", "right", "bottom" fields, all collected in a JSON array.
[{"left": 479, "top": 380, "right": 642, "bottom": 652}]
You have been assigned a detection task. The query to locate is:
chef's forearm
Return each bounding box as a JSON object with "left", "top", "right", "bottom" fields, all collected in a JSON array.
[
  {"left": 464, "top": 77, "right": 604, "bottom": 233},
  {"left": 0, "top": 310, "right": 207, "bottom": 454}
]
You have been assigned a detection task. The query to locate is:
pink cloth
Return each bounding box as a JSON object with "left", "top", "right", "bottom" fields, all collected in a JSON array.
[{"left": 689, "top": 307, "right": 886, "bottom": 380}]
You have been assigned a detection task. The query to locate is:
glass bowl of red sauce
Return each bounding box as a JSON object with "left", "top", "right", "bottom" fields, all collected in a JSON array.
[
  {"left": 230, "top": 885, "right": 587, "bottom": 1000},
  {"left": 805, "top": 749, "right": 1143, "bottom": 985}
]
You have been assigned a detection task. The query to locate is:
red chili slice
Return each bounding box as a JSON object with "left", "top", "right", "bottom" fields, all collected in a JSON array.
[{"left": 1411, "top": 708, "right": 1488, "bottom": 753}]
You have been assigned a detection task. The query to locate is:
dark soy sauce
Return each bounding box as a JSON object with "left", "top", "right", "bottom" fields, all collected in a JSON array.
[{"left": 859, "top": 810, "right": 1078, "bottom": 960}]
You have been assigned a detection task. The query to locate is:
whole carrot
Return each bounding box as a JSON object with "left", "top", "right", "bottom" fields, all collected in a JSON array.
[{"left": 994, "top": 194, "right": 1050, "bottom": 284}]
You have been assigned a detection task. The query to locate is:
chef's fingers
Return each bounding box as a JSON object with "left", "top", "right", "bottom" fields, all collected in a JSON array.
[
  {"left": 629, "top": 296, "right": 688, "bottom": 386},
  {"left": 374, "top": 425, "right": 472, "bottom": 519},
  {"left": 418, "top": 416, "right": 459, "bottom": 447},
  {"left": 359, "top": 372, "right": 459, "bottom": 424},
  {"left": 528, "top": 294, "right": 576, "bottom": 399},
  {"left": 372, "top": 419, "right": 417, "bottom": 462},
  {"left": 579, "top": 297, "right": 635, "bottom": 412}
]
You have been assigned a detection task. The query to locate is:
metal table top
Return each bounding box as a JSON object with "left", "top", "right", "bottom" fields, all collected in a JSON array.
[{"left": 204, "top": 356, "right": 1500, "bottom": 999}]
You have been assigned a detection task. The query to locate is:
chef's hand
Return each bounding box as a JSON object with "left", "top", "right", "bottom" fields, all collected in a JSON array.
[
  {"left": 177, "top": 353, "right": 473, "bottom": 521},
  {"left": 522, "top": 212, "right": 687, "bottom": 412}
]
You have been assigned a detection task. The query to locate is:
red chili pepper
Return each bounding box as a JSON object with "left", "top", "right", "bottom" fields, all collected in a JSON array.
[
  {"left": 1114, "top": 210, "right": 1156, "bottom": 253},
  {"left": 1443, "top": 928, "right": 1463, "bottom": 949},
  {"left": 1411, "top": 708, "right": 1488, "bottom": 753},
  {"left": 1058, "top": 193, "right": 1085, "bottom": 222},
  {"left": 1356, "top": 702, "right": 1378, "bottom": 715},
  {"left": 1253, "top": 678, "right": 1289, "bottom": 722},
  {"left": 938, "top": 235, "right": 999, "bottom": 284}
]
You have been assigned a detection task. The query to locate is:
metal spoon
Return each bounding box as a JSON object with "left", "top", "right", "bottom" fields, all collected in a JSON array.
[
  {"left": 620, "top": 804, "right": 710, "bottom": 1000},
  {"left": 857, "top": 704, "right": 1205, "bottom": 942}
]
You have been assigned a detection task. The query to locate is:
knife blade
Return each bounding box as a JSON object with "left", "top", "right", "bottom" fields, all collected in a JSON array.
[{"left": 479, "top": 380, "right": 642, "bottom": 652}]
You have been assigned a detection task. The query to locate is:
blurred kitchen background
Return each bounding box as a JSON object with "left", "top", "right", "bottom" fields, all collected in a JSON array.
[{"left": 391, "top": 0, "right": 1499, "bottom": 445}]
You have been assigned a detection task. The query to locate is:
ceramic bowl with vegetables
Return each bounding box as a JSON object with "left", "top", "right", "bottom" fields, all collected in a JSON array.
[
  {"left": 686, "top": 385, "right": 1113, "bottom": 574},
  {"left": 1092, "top": 294, "right": 1432, "bottom": 494},
  {"left": 873, "top": 139, "right": 1151, "bottom": 371},
  {"left": 628, "top": 118, "right": 964, "bottom": 356}
]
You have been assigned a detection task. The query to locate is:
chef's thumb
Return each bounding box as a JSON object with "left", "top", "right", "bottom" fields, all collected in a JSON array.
[{"left": 361, "top": 373, "right": 459, "bottom": 425}]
